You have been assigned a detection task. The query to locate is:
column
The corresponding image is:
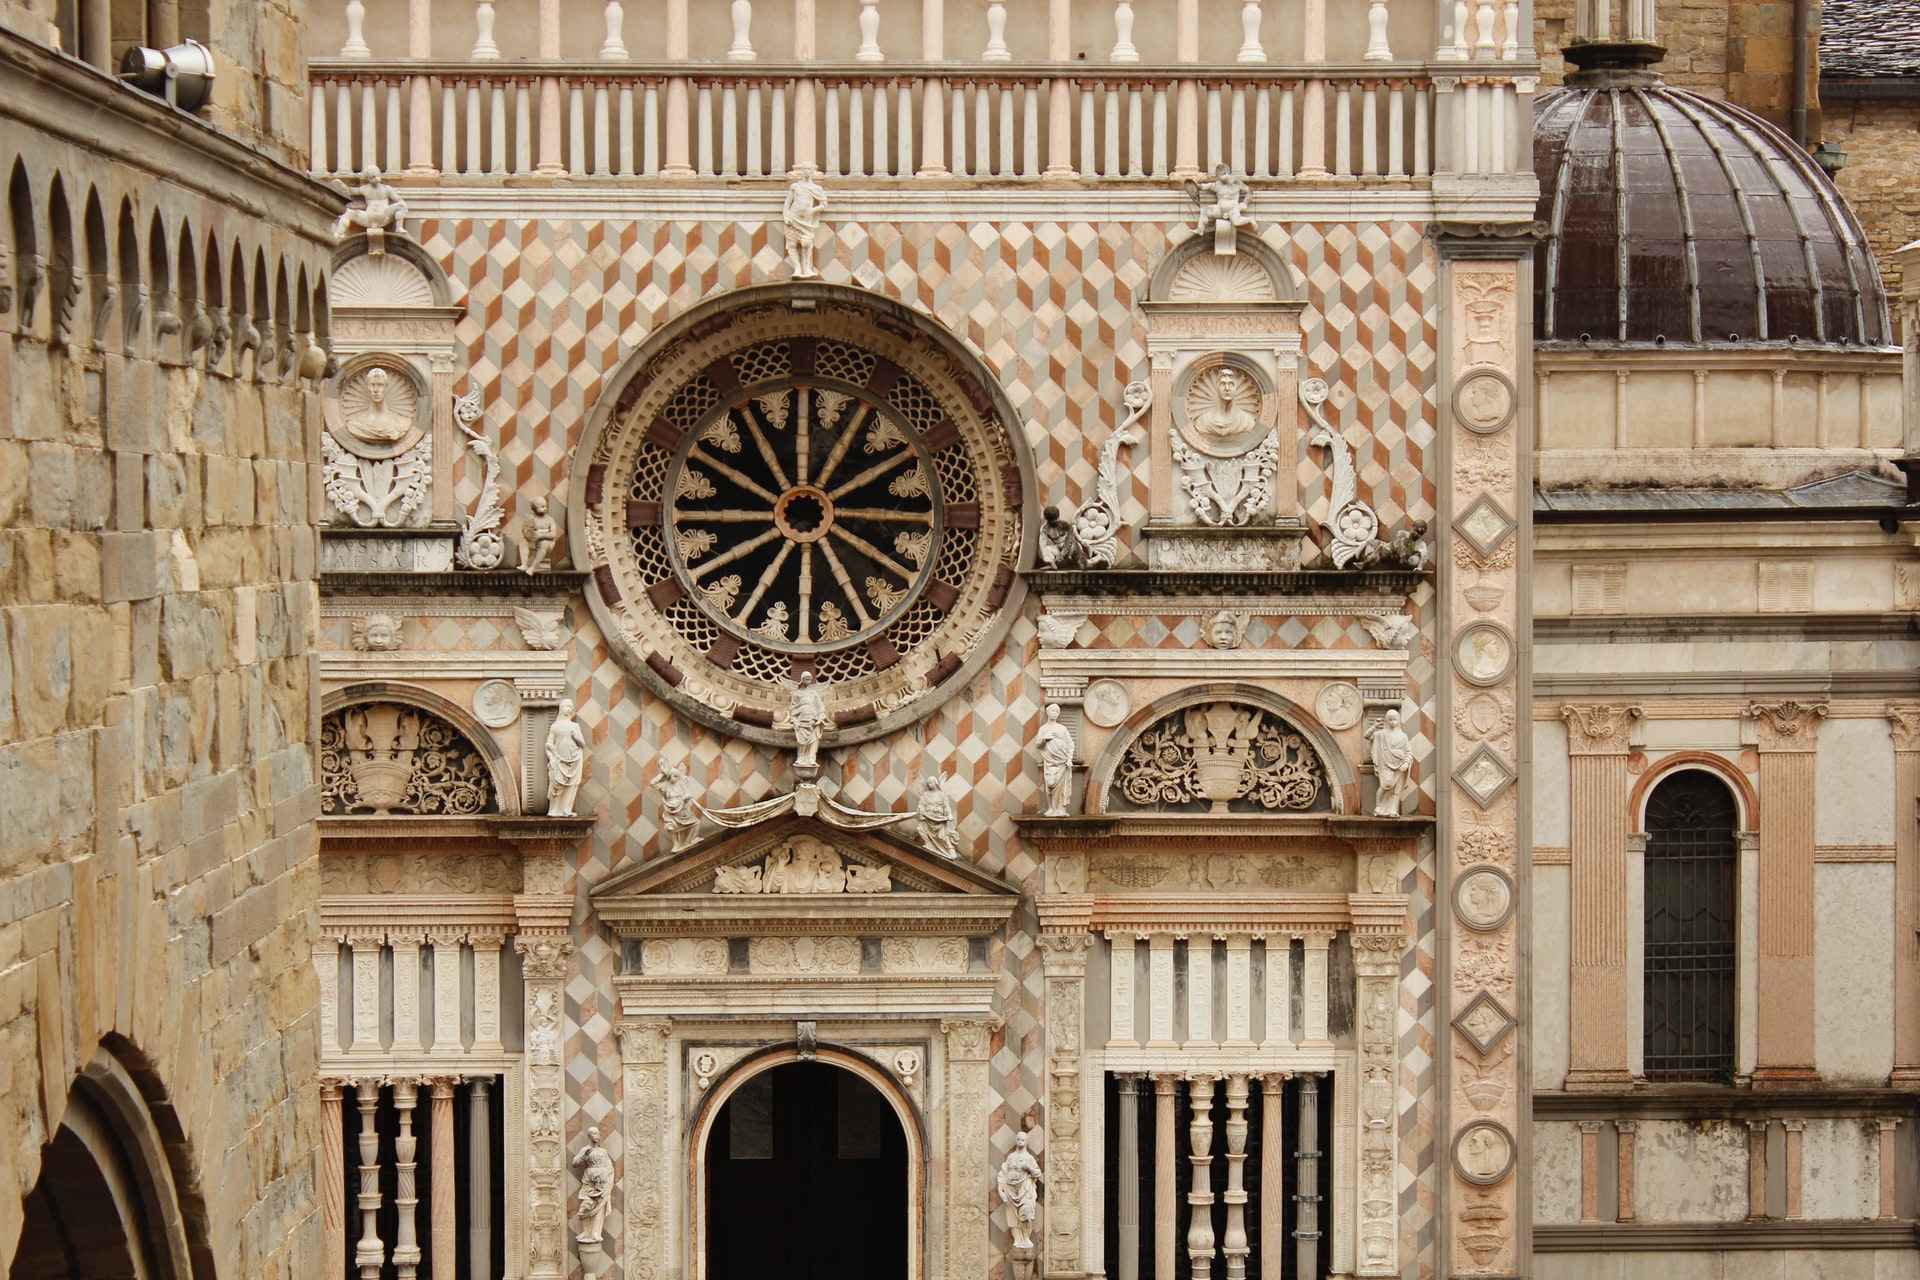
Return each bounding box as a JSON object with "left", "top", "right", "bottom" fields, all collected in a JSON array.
[
  {"left": 354, "top": 1080, "right": 385, "bottom": 1280},
  {"left": 1563, "top": 703, "right": 1642, "bottom": 1088},
  {"left": 663, "top": 0, "right": 694, "bottom": 176},
  {"left": 1221, "top": 1075, "right": 1250, "bottom": 1280},
  {"left": 430, "top": 930, "right": 463, "bottom": 1054},
  {"left": 393, "top": 932, "right": 426, "bottom": 1055},
  {"left": 919, "top": 0, "right": 947, "bottom": 175},
  {"left": 430, "top": 1079, "right": 457, "bottom": 1280},
  {"left": 1878, "top": 1118, "right": 1902, "bottom": 1219},
  {"left": 321, "top": 1080, "right": 347, "bottom": 1280},
  {"left": 1110, "top": 932, "right": 1139, "bottom": 1047},
  {"left": 942, "top": 1019, "right": 999, "bottom": 1276},
  {"left": 472, "top": 931, "right": 505, "bottom": 1053},
  {"left": 81, "top": 0, "right": 109, "bottom": 68},
  {"left": 1258, "top": 1075, "right": 1285, "bottom": 1280},
  {"left": 1301, "top": 932, "right": 1332, "bottom": 1047},
  {"left": 1353, "top": 931, "right": 1403, "bottom": 1275},
  {"left": 406, "top": 0, "right": 436, "bottom": 173},
  {"left": 349, "top": 932, "right": 383, "bottom": 1054},
  {"left": 1890, "top": 707, "right": 1920, "bottom": 1086},
  {"left": 469, "top": 1077, "right": 494, "bottom": 1279},
  {"left": 315, "top": 939, "right": 342, "bottom": 1055},
  {"left": 1615, "top": 1120, "right": 1638, "bottom": 1222},
  {"left": 1187, "top": 935, "right": 1214, "bottom": 1047},
  {"left": 1153, "top": 1074, "right": 1179, "bottom": 1280},
  {"left": 536, "top": 0, "right": 565, "bottom": 175},
  {"left": 1299, "top": 0, "right": 1327, "bottom": 175},
  {"left": 1173, "top": 0, "right": 1200, "bottom": 177},
  {"left": 1186, "top": 1075, "right": 1217, "bottom": 1279},
  {"left": 1116, "top": 1075, "right": 1142, "bottom": 1280},
  {"left": 617, "top": 1023, "right": 671, "bottom": 1279},
  {"left": 1044, "top": 0, "right": 1075, "bottom": 177},
  {"left": 1147, "top": 934, "right": 1176, "bottom": 1047},
  {"left": 1039, "top": 932, "right": 1092, "bottom": 1273},
  {"left": 518, "top": 935, "right": 573, "bottom": 1278},
  {"left": 1746, "top": 701, "right": 1827, "bottom": 1084},
  {"left": 1260, "top": 937, "right": 1291, "bottom": 1050},
  {"left": 392, "top": 1078, "right": 422, "bottom": 1279},
  {"left": 793, "top": 0, "right": 818, "bottom": 173},
  {"left": 1294, "top": 1074, "right": 1321, "bottom": 1280}
]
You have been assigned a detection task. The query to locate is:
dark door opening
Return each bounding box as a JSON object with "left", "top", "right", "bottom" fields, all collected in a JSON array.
[{"left": 706, "top": 1061, "right": 909, "bottom": 1280}]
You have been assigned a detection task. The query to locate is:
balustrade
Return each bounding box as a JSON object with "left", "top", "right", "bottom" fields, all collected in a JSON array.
[{"left": 307, "top": 0, "right": 1535, "bottom": 183}]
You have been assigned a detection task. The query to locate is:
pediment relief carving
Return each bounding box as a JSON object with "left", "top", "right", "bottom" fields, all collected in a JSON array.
[{"left": 713, "top": 834, "right": 896, "bottom": 894}]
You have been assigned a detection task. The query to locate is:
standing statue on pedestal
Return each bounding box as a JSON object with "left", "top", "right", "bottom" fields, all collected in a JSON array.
[
  {"left": 916, "top": 775, "right": 962, "bottom": 859},
  {"left": 1032, "top": 704, "right": 1076, "bottom": 816},
  {"left": 571, "top": 1126, "right": 614, "bottom": 1245},
  {"left": 1184, "top": 163, "right": 1254, "bottom": 255},
  {"left": 546, "top": 699, "right": 587, "bottom": 817},
  {"left": 783, "top": 174, "right": 830, "bottom": 279},
  {"left": 996, "top": 1131, "right": 1046, "bottom": 1251},
  {"left": 1365, "top": 708, "right": 1415, "bottom": 817},
  {"left": 657, "top": 762, "right": 702, "bottom": 852},
  {"left": 788, "top": 671, "right": 830, "bottom": 772}
]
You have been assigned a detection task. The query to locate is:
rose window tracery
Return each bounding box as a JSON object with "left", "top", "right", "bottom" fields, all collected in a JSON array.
[
  {"left": 320, "top": 702, "right": 497, "bottom": 816},
  {"left": 1110, "top": 702, "right": 1331, "bottom": 815},
  {"left": 576, "top": 291, "right": 1030, "bottom": 746}
]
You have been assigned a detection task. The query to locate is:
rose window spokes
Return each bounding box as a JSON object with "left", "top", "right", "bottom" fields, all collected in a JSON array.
[
  {"left": 1111, "top": 701, "right": 1330, "bottom": 815},
  {"left": 667, "top": 381, "right": 940, "bottom": 653}
]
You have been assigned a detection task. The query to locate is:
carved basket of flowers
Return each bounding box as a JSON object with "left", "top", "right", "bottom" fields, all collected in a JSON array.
[
  {"left": 343, "top": 705, "right": 420, "bottom": 813},
  {"left": 1185, "top": 703, "right": 1262, "bottom": 811}
]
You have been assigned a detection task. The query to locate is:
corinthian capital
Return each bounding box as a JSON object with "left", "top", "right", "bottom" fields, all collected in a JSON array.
[
  {"left": 1559, "top": 702, "right": 1643, "bottom": 754},
  {"left": 1889, "top": 704, "right": 1920, "bottom": 752},
  {"left": 1744, "top": 700, "right": 1829, "bottom": 750}
]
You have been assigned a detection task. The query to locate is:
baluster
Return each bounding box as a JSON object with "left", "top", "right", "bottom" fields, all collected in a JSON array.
[
  {"left": 729, "top": 0, "right": 754, "bottom": 60},
  {"left": 595, "top": 80, "right": 612, "bottom": 174},
  {"left": 392, "top": 1079, "right": 421, "bottom": 1280},
  {"left": 697, "top": 80, "right": 716, "bottom": 176},
  {"left": 747, "top": 80, "right": 765, "bottom": 176},
  {"left": 1079, "top": 81, "right": 1096, "bottom": 176},
  {"left": 1443, "top": 0, "right": 1469, "bottom": 59},
  {"left": 773, "top": 81, "right": 789, "bottom": 175},
  {"left": 984, "top": 0, "right": 1010, "bottom": 61},
  {"left": 1151, "top": 83, "right": 1168, "bottom": 176},
  {"left": 1127, "top": 81, "right": 1144, "bottom": 175},
  {"left": 897, "top": 79, "right": 913, "bottom": 174},
  {"left": 1252, "top": 82, "right": 1270, "bottom": 177},
  {"left": 440, "top": 79, "right": 458, "bottom": 173},
  {"left": 1238, "top": 0, "right": 1265, "bottom": 63},
  {"left": 1414, "top": 81, "right": 1429, "bottom": 175},
  {"left": 1205, "top": 82, "right": 1222, "bottom": 170},
  {"left": 1365, "top": 0, "right": 1392, "bottom": 61},
  {"left": 950, "top": 81, "right": 968, "bottom": 177},
  {"left": 1187, "top": 1075, "right": 1218, "bottom": 1278},
  {"left": 618, "top": 82, "right": 635, "bottom": 174},
  {"left": 1361, "top": 81, "right": 1378, "bottom": 176},
  {"left": 644, "top": 80, "right": 662, "bottom": 174},
  {"left": 1388, "top": 80, "right": 1405, "bottom": 177},
  {"left": 342, "top": 0, "right": 369, "bottom": 57},
  {"left": 998, "top": 80, "right": 1015, "bottom": 177},
  {"left": 570, "top": 80, "right": 587, "bottom": 175},
  {"left": 515, "top": 78, "right": 534, "bottom": 173},
  {"left": 1295, "top": 1075, "right": 1322, "bottom": 1279},
  {"left": 723, "top": 79, "right": 740, "bottom": 175},
  {"left": 602, "top": 0, "right": 628, "bottom": 57},
  {"left": 973, "top": 79, "right": 990, "bottom": 176},
  {"left": 472, "top": 0, "right": 500, "bottom": 59},
  {"left": 1023, "top": 82, "right": 1040, "bottom": 176},
  {"left": 1276, "top": 79, "right": 1295, "bottom": 177},
  {"left": 353, "top": 1082, "right": 385, "bottom": 1279},
  {"left": 1503, "top": 0, "right": 1519, "bottom": 57},
  {"left": 857, "top": 0, "right": 882, "bottom": 61},
  {"left": 465, "top": 78, "right": 483, "bottom": 174},
  {"left": 1104, "top": 81, "right": 1121, "bottom": 177},
  {"left": 360, "top": 79, "right": 378, "bottom": 171},
  {"left": 311, "top": 86, "right": 330, "bottom": 175},
  {"left": 1222, "top": 1074, "right": 1250, "bottom": 1280},
  {"left": 1112, "top": 0, "right": 1138, "bottom": 61},
  {"left": 873, "top": 80, "right": 891, "bottom": 175},
  {"left": 850, "top": 80, "right": 867, "bottom": 177},
  {"left": 826, "top": 80, "right": 843, "bottom": 175},
  {"left": 1229, "top": 82, "right": 1246, "bottom": 173},
  {"left": 1475, "top": 0, "right": 1497, "bottom": 56}
]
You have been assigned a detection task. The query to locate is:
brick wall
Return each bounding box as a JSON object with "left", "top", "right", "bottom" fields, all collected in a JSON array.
[
  {"left": 0, "top": 32, "right": 339, "bottom": 1276},
  {"left": 1827, "top": 97, "right": 1920, "bottom": 299}
]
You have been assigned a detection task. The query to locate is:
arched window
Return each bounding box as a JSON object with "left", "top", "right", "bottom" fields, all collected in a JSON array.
[{"left": 1643, "top": 770, "right": 1739, "bottom": 1082}]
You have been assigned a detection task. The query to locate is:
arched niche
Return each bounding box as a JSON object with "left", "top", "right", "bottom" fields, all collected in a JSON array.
[
  {"left": 320, "top": 684, "right": 516, "bottom": 816},
  {"left": 1146, "top": 234, "right": 1305, "bottom": 307},
  {"left": 689, "top": 1043, "right": 927, "bottom": 1280},
  {"left": 1086, "top": 682, "right": 1359, "bottom": 816}
]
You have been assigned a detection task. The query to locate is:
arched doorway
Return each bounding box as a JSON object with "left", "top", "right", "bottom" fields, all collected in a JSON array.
[{"left": 697, "top": 1052, "right": 919, "bottom": 1280}]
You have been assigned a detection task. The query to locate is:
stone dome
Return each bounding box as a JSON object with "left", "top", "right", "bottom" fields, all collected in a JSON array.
[{"left": 1533, "top": 44, "right": 1892, "bottom": 348}]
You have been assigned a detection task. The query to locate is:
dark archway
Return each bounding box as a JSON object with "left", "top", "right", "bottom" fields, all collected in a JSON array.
[
  {"left": 1643, "top": 769, "right": 1740, "bottom": 1082},
  {"left": 704, "top": 1060, "right": 909, "bottom": 1280}
]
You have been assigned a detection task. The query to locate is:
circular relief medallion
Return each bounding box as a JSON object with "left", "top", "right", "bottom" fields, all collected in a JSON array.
[
  {"left": 1452, "top": 368, "right": 1517, "bottom": 435},
  {"left": 1453, "top": 1120, "right": 1517, "bottom": 1186},
  {"left": 572, "top": 287, "right": 1031, "bottom": 747},
  {"left": 1174, "top": 355, "right": 1272, "bottom": 457},
  {"left": 1314, "top": 682, "right": 1363, "bottom": 732},
  {"left": 1453, "top": 622, "right": 1515, "bottom": 688},
  {"left": 324, "top": 353, "right": 429, "bottom": 460},
  {"left": 1084, "top": 679, "right": 1132, "bottom": 728},
  {"left": 472, "top": 678, "right": 522, "bottom": 728},
  {"left": 1453, "top": 866, "right": 1516, "bottom": 932}
]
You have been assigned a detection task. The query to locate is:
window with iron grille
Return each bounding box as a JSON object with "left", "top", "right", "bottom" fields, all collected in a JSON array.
[{"left": 1642, "top": 771, "right": 1739, "bottom": 1082}]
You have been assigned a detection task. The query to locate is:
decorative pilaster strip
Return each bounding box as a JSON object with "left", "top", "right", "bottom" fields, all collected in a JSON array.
[
  {"left": 315, "top": 940, "right": 342, "bottom": 1055},
  {"left": 1038, "top": 931, "right": 1092, "bottom": 1275},
  {"left": 941, "top": 1018, "right": 999, "bottom": 1280},
  {"left": 1154, "top": 1073, "right": 1180, "bottom": 1280},
  {"left": 393, "top": 934, "right": 426, "bottom": 1055},
  {"left": 1888, "top": 705, "right": 1920, "bottom": 1086},
  {"left": 1301, "top": 931, "right": 1333, "bottom": 1046},
  {"left": 1223, "top": 935, "right": 1254, "bottom": 1047},
  {"left": 517, "top": 934, "right": 573, "bottom": 1279},
  {"left": 429, "top": 929, "right": 464, "bottom": 1054},
  {"left": 321, "top": 1079, "right": 347, "bottom": 1280},
  {"left": 1577, "top": 1121, "right": 1603, "bottom": 1222},
  {"left": 1221, "top": 1074, "right": 1250, "bottom": 1280},
  {"left": 354, "top": 1078, "right": 385, "bottom": 1280},
  {"left": 1781, "top": 1119, "right": 1806, "bottom": 1219},
  {"left": 1186, "top": 1074, "right": 1218, "bottom": 1279},
  {"left": 1614, "top": 1120, "right": 1637, "bottom": 1222},
  {"left": 1187, "top": 934, "right": 1215, "bottom": 1046},
  {"left": 1878, "top": 1118, "right": 1902, "bottom": 1219},
  {"left": 1746, "top": 701, "right": 1827, "bottom": 1084},
  {"left": 1746, "top": 1120, "right": 1770, "bottom": 1220},
  {"left": 349, "top": 930, "right": 383, "bottom": 1053},
  {"left": 1148, "top": 933, "right": 1177, "bottom": 1047},
  {"left": 429, "top": 1078, "right": 457, "bottom": 1280},
  {"left": 1258, "top": 1074, "right": 1286, "bottom": 1280},
  {"left": 1261, "top": 938, "right": 1291, "bottom": 1050},
  {"left": 392, "top": 1077, "right": 422, "bottom": 1279},
  {"left": 1353, "top": 924, "right": 1405, "bottom": 1275},
  {"left": 471, "top": 929, "right": 505, "bottom": 1053},
  {"left": 618, "top": 1020, "right": 672, "bottom": 1280},
  {"left": 1562, "top": 703, "right": 1641, "bottom": 1089},
  {"left": 1110, "top": 931, "right": 1139, "bottom": 1047},
  {"left": 1117, "top": 1075, "right": 1142, "bottom": 1280}
]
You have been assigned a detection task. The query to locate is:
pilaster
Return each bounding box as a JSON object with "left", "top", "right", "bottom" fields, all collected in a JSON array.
[
  {"left": 1038, "top": 930, "right": 1092, "bottom": 1276},
  {"left": 617, "top": 1019, "right": 672, "bottom": 1280},
  {"left": 1889, "top": 706, "right": 1920, "bottom": 1086},
  {"left": 1745, "top": 701, "right": 1827, "bottom": 1085},
  {"left": 516, "top": 931, "right": 573, "bottom": 1278},
  {"left": 1561, "top": 703, "right": 1642, "bottom": 1089},
  {"left": 942, "top": 1017, "right": 999, "bottom": 1280},
  {"left": 1353, "top": 924, "right": 1405, "bottom": 1276}
]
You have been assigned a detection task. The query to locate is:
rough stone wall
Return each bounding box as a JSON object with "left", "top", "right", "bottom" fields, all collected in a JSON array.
[
  {"left": 0, "top": 37, "right": 338, "bottom": 1276},
  {"left": 1827, "top": 98, "right": 1920, "bottom": 298}
]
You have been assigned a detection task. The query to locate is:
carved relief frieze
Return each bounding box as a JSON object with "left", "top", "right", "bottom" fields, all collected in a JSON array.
[
  {"left": 879, "top": 936, "right": 970, "bottom": 973},
  {"left": 640, "top": 938, "right": 729, "bottom": 975},
  {"left": 747, "top": 936, "right": 862, "bottom": 973},
  {"left": 321, "top": 851, "right": 519, "bottom": 895},
  {"left": 712, "top": 835, "right": 894, "bottom": 894}
]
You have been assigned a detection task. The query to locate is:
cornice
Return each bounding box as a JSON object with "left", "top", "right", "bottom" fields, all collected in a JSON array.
[
  {"left": 1088, "top": 891, "right": 1407, "bottom": 939},
  {"left": 1535, "top": 1222, "right": 1919, "bottom": 1252},
  {"left": 1533, "top": 1086, "right": 1920, "bottom": 1120},
  {"left": 1028, "top": 568, "right": 1427, "bottom": 599},
  {"left": 319, "top": 895, "right": 517, "bottom": 936},
  {"left": 1037, "top": 647, "right": 1413, "bottom": 681},
  {"left": 1014, "top": 813, "right": 1430, "bottom": 852},
  {"left": 594, "top": 892, "right": 1018, "bottom": 939},
  {"left": 319, "top": 814, "right": 597, "bottom": 855},
  {"left": 319, "top": 569, "right": 589, "bottom": 599}
]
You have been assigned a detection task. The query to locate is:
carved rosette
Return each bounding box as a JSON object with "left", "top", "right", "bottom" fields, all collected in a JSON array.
[
  {"left": 618, "top": 1020, "right": 672, "bottom": 1280},
  {"left": 1745, "top": 700, "right": 1829, "bottom": 752},
  {"left": 1559, "top": 703, "right": 1643, "bottom": 756},
  {"left": 517, "top": 935, "right": 573, "bottom": 1278},
  {"left": 1036, "top": 933, "right": 1092, "bottom": 1274}
]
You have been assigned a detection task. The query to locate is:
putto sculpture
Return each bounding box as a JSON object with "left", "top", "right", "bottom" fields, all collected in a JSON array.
[
  {"left": 519, "top": 497, "right": 559, "bottom": 575},
  {"left": 1037, "top": 505, "right": 1088, "bottom": 570},
  {"left": 332, "top": 164, "right": 410, "bottom": 247},
  {"left": 1184, "top": 163, "right": 1255, "bottom": 255}
]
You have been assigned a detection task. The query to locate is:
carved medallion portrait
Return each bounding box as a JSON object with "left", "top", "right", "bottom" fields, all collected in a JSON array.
[
  {"left": 472, "top": 678, "right": 522, "bottom": 728},
  {"left": 1173, "top": 355, "right": 1272, "bottom": 457},
  {"left": 1453, "top": 866, "right": 1516, "bottom": 932},
  {"left": 1452, "top": 368, "right": 1517, "bottom": 435},
  {"left": 1083, "top": 679, "right": 1131, "bottom": 728},
  {"left": 1452, "top": 1121, "right": 1517, "bottom": 1186},
  {"left": 1314, "top": 682, "right": 1364, "bottom": 731},
  {"left": 1453, "top": 622, "right": 1515, "bottom": 688},
  {"left": 325, "top": 354, "right": 429, "bottom": 459}
]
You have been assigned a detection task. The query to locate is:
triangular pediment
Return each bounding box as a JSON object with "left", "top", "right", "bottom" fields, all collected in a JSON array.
[{"left": 590, "top": 814, "right": 1023, "bottom": 939}]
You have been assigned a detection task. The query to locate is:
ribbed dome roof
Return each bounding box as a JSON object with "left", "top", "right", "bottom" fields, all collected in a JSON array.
[{"left": 1533, "top": 46, "right": 1892, "bottom": 347}]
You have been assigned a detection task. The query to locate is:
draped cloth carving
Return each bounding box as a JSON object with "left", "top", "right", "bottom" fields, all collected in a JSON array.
[
  {"left": 1111, "top": 702, "right": 1330, "bottom": 814},
  {"left": 320, "top": 702, "right": 497, "bottom": 815}
]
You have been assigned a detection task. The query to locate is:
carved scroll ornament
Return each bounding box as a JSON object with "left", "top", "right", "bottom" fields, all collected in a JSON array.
[{"left": 1112, "top": 702, "right": 1329, "bottom": 815}]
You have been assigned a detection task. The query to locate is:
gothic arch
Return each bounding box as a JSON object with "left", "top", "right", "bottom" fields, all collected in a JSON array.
[
  {"left": 321, "top": 682, "right": 519, "bottom": 815},
  {"left": 1629, "top": 751, "right": 1757, "bottom": 833},
  {"left": 687, "top": 1042, "right": 928, "bottom": 1280},
  {"left": 1085, "top": 682, "right": 1360, "bottom": 815}
]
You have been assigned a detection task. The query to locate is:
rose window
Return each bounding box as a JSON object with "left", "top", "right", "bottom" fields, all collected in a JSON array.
[{"left": 575, "top": 289, "right": 1031, "bottom": 747}]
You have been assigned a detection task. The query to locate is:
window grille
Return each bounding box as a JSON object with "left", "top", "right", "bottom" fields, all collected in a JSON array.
[{"left": 1642, "top": 771, "right": 1739, "bottom": 1082}]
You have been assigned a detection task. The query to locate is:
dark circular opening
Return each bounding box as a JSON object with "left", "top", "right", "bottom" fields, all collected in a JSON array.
[{"left": 783, "top": 493, "right": 825, "bottom": 534}]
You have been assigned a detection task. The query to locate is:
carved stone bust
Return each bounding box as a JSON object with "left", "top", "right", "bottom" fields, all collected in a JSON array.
[{"left": 324, "top": 355, "right": 429, "bottom": 459}]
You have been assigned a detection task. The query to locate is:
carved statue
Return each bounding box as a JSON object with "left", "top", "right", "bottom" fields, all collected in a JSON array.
[
  {"left": 783, "top": 174, "right": 830, "bottom": 278},
  {"left": 788, "top": 671, "right": 829, "bottom": 771},
  {"left": 1184, "top": 163, "right": 1255, "bottom": 255},
  {"left": 350, "top": 613, "right": 404, "bottom": 652},
  {"left": 1365, "top": 709, "right": 1415, "bottom": 817},
  {"left": 545, "top": 699, "right": 587, "bottom": 817},
  {"left": 571, "top": 1126, "right": 614, "bottom": 1245},
  {"left": 1033, "top": 703, "right": 1076, "bottom": 816},
  {"left": 1353, "top": 520, "right": 1431, "bottom": 572},
  {"left": 519, "top": 497, "right": 559, "bottom": 575},
  {"left": 333, "top": 164, "right": 410, "bottom": 244},
  {"left": 916, "top": 775, "right": 961, "bottom": 859},
  {"left": 996, "top": 1131, "right": 1045, "bottom": 1251},
  {"left": 657, "top": 762, "right": 701, "bottom": 852},
  {"left": 1037, "top": 505, "right": 1087, "bottom": 570},
  {"left": 455, "top": 390, "right": 507, "bottom": 569}
]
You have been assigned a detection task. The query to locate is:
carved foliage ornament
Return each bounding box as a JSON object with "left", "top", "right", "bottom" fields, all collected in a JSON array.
[
  {"left": 1746, "top": 700, "right": 1830, "bottom": 744},
  {"left": 320, "top": 702, "right": 497, "bottom": 816},
  {"left": 1560, "top": 702, "right": 1643, "bottom": 753},
  {"left": 1112, "top": 701, "right": 1330, "bottom": 815}
]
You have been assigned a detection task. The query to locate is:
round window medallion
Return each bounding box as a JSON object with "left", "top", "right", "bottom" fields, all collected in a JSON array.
[
  {"left": 1453, "top": 866, "right": 1516, "bottom": 932},
  {"left": 1452, "top": 367, "right": 1517, "bottom": 434},
  {"left": 472, "top": 678, "right": 522, "bottom": 728},
  {"left": 572, "top": 287, "right": 1032, "bottom": 747},
  {"left": 1452, "top": 622, "right": 1515, "bottom": 688}
]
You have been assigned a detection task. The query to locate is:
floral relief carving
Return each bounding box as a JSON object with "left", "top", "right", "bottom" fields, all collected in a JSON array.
[
  {"left": 748, "top": 936, "right": 862, "bottom": 973},
  {"left": 640, "top": 938, "right": 729, "bottom": 975},
  {"left": 1454, "top": 934, "right": 1514, "bottom": 995},
  {"left": 1112, "top": 702, "right": 1329, "bottom": 814},
  {"left": 320, "top": 703, "right": 496, "bottom": 816},
  {"left": 1746, "top": 700, "right": 1830, "bottom": 747},
  {"left": 880, "top": 936, "right": 969, "bottom": 973}
]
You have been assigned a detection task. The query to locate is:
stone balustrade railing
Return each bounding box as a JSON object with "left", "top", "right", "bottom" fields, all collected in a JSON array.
[{"left": 308, "top": 0, "right": 1536, "bottom": 183}]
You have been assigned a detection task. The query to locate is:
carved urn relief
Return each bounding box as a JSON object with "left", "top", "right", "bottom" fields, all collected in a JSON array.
[{"left": 321, "top": 701, "right": 498, "bottom": 816}]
